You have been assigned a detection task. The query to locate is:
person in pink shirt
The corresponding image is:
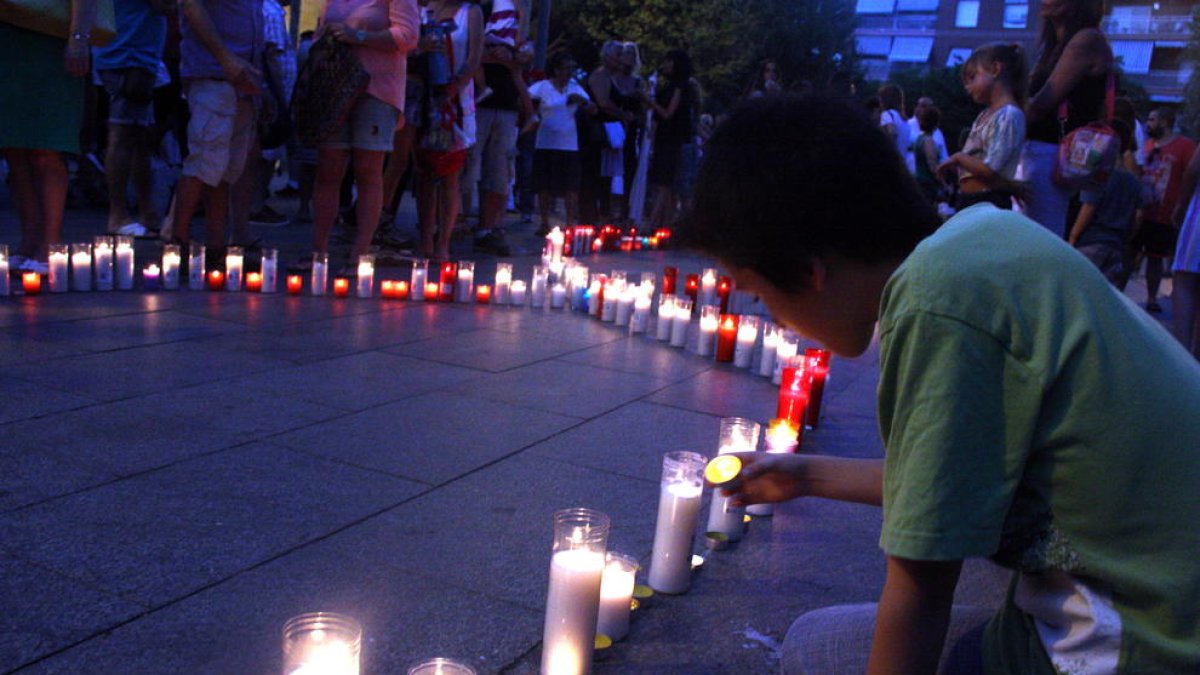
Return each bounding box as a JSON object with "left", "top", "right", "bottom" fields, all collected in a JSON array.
[{"left": 313, "top": 0, "right": 420, "bottom": 271}]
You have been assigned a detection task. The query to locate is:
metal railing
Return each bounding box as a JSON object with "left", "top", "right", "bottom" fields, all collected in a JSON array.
[
  {"left": 1101, "top": 15, "right": 1193, "bottom": 36},
  {"left": 857, "top": 13, "right": 937, "bottom": 32}
]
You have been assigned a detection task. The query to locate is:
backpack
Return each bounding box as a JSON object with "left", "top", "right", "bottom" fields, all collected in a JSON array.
[{"left": 1052, "top": 72, "right": 1118, "bottom": 191}]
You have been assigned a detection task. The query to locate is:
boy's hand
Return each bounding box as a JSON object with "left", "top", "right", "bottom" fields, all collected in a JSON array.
[{"left": 717, "top": 452, "right": 812, "bottom": 506}]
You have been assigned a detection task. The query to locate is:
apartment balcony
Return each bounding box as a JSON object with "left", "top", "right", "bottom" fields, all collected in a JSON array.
[
  {"left": 857, "top": 13, "right": 937, "bottom": 33},
  {"left": 1102, "top": 15, "right": 1193, "bottom": 38}
]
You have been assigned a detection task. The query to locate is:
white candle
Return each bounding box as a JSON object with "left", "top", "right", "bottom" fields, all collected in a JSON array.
[
  {"left": 494, "top": 262, "right": 512, "bottom": 305},
  {"left": 649, "top": 481, "right": 703, "bottom": 594},
  {"left": 596, "top": 553, "right": 638, "bottom": 641},
  {"left": 697, "top": 306, "right": 719, "bottom": 357},
  {"left": 187, "top": 244, "right": 204, "bottom": 291},
  {"left": 587, "top": 280, "right": 601, "bottom": 316},
  {"left": 224, "top": 247, "right": 244, "bottom": 291},
  {"left": 115, "top": 237, "right": 135, "bottom": 290},
  {"left": 281, "top": 613, "right": 362, "bottom": 675},
  {"left": 629, "top": 293, "right": 652, "bottom": 334},
  {"left": 734, "top": 316, "right": 760, "bottom": 368},
  {"left": 548, "top": 260, "right": 565, "bottom": 287},
  {"left": 356, "top": 256, "right": 375, "bottom": 298},
  {"left": 142, "top": 263, "right": 161, "bottom": 290},
  {"left": 670, "top": 299, "right": 691, "bottom": 348},
  {"left": 260, "top": 248, "right": 278, "bottom": 293},
  {"left": 700, "top": 268, "right": 717, "bottom": 307},
  {"left": 547, "top": 226, "right": 565, "bottom": 263},
  {"left": 311, "top": 254, "right": 328, "bottom": 296},
  {"left": 655, "top": 295, "right": 675, "bottom": 341},
  {"left": 759, "top": 324, "right": 780, "bottom": 377},
  {"left": 530, "top": 267, "right": 547, "bottom": 308},
  {"left": 773, "top": 334, "right": 799, "bottom": 385},
  {"left": 550, "top": 282, "right": 566, "bottom": 309},
  {"left": 706, "top": 418, "right": 760, "bottom": 538},
  {"left": 47, "top": 246, "right": 68, "bottom": 293},
  {"left": 601, "top": 280, "right": 622, "bottom": 322},
  {"left": 614, "top": 288, "right": 634, "bottom": 326},
  {"left": 161, "top": 245, "right": 180, "bottom": 290},
  {"left": 0, "top": 246, "right": 8, "bottom": 296},
  {"left": 455, "top": 261, "right": 474, "bottom": 303},
  {"left": 411, "top": 261, "right": 428, "bottom": 301},
  {"left": 542, "top": 548, "right": 605, "bottom": 675},
  {"left": 748, "top": 420, "right": 801, "bottom": 516},
  {"left": 94, "top": 239, "right": 115, "bottom": 291},
  {"left": 510, "top": 279, "right": 527, "bottom": 306},
  {"left": 71, "top": 245, "right": 91, "bottom": 292}
]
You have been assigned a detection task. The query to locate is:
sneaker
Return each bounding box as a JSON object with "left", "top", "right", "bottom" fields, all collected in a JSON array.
[
  {"left": 249, "top": 206, "right": 289, "bottom": 227},
  {"left": 474, "top": 229, "right": 512, "bottom": 257}
]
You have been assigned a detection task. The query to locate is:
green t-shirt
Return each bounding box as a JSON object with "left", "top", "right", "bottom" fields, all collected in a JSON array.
[{"left": 877, "top": 204, "right": 1200, "bottom": 673}]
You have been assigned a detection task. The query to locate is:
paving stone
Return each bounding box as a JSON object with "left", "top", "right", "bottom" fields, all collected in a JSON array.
[
  {"left": 388, "top": 327, "right": 614, "bottom": 373},
  {"left": 1, "top": 310, "right": 246, "bottom": 353},
  {"left": 449, "top": 360, "right": 671, "bottom": 418},
  {"left": 0, "top": 443, "right": 117, "bottom": 514},
  {"left": 173, "top": 291, "right": 400, "bottom": 327},
  {"left": 0, "top": 374, "right": 96, "bottom": 424},
  {"left": 643, "top": 366, "right": 779, "bottom": 420},
  {"left": 0, "top": 327, "right": 86, "bottom": 365},
  {"left": 556, "top": 335, "right": 715, "bottom": 381},
  {"left": 272, "top": 391, "right": 581, "bottom": 484},
  {"left": 1, "top": 291, "right": 195, "bottom": 325}
]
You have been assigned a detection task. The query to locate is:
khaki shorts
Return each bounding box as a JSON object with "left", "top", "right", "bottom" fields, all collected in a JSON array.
[
  {"left": 182, "top": 79, "right": 257, "bottom": 187},
  {"left": 320, "top": 95, "right": 399, "bottom": 152},
  {"left": 468, "top": 107, "right": 519, "bottom": 194}
]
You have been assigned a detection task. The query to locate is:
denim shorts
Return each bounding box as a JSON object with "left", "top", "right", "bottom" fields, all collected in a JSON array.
[{"left": 99, "top": 68, "right": 155, "bottom": 127}]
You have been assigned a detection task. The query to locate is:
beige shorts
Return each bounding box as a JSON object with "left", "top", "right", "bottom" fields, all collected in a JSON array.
[{"left": 182, "top": 79, "right": 257, "bottom": 187}]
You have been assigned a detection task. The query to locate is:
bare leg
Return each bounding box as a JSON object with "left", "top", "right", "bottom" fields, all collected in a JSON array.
[
  {"left": 130, "top": 127, "right": 160, "bottom": 226},
  {"left": 312, "top": 146, "right": 352, "bottom": 254},
  {"left": 173, "top": 174, "right": 208, "bottom": 243},
  {"left": 105, "top": 124, "right": 137, "bottom": 230},
  {"left": 30, "top": 150, "right": 68, "bottom": 259},
  {"left": 381, "top": 125, "right": 417, "bottom": 218},
  {"left": 436, "top": 170, "right": 462, "bottom": 260},
  {"left": 416, "top": 170, "right": 439, "bottom": 258},
  {"left": 565, "top": 189, "right": 580, "bottom": 226},
  {"left": 350, "top": 149, "right": 387, "bottom": 258},
  {"left": 539, "top": 191, "right": 553, "bottom": 232},
  {"left": 229, "top": 136, "right": 262, "bottom": 245},
  {"left": 4, "top": 149, "right": 43, "bottom": 258},
  {"left": 480, "top": 190, "right": 506, "bottom": 231},
  {"left": 204, "top": 181, "right": 231, "bottom": 251}
]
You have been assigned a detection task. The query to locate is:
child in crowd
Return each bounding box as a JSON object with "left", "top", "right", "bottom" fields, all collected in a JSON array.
[
  {"left": 473, "top": 0, "right": 532, "bottom": 113},
  {"left": 938, "top": 43, "right": 1027, "bottom": 211},
  {"left": 1068, "top": 119, "right": 1142, "bottom": 288}
]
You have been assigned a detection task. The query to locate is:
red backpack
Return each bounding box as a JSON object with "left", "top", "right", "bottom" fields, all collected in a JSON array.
[{"left": 1053, "top": 72, "right": 1118, "bottom": 191}]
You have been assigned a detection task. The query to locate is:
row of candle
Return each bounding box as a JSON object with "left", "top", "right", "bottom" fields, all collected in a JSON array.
[
  {"left": 282, "top": 611, "right": 475, "bottom": 674},
  {"left": 543, "top": 225, "right": 674, "bottom": 259}
]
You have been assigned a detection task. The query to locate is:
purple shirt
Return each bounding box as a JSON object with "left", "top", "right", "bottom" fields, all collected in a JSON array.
[{"left": 180, "top": 0, "right": 265, "bottom": 81}]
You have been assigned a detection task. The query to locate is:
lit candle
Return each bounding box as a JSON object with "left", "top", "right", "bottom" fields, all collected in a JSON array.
[
  {"left": 115, "top": 235, "right": 135, "bottom": 290},
  {"left": 47, "top": 244, "right": 68, "bottom": 293},
  {"left": 748, "top": 419, "right": 801, "bottom": 516},
  {"left": 546, "top": 226, "right": 565, "bottom": 263},
  {"left": 395, "top": 280, "right": 410, "bottom": 300},
  {"left": 494, "top": 262, "right": 512, "bottom": 305},
  {"left": 509, "top": 279, "right": 527, "bottom": 306},
  {"left": 548, "top": 260, "right": 565, "bottom": 287},
  {"left": 614, "top": 286, "right": 634, "bottom": 326},
  {"left": 244, "top": 271, "right": 262, "bottom": 292},
  {"left": 700, "top": 268, "right": 717, "bottom": 307},
  {"left": 438, "top": 261, "right": 457, "bottom": 302},
  {"left": 596, "top": 552, "right": 639, "bottom": 642},
  {"left": 311, "top": 252, "right": 328, "bottom": 296},
  {"left": 380, "top": 279, "right": 396, "bottom": 299},
  {"left": 287, "top": 274, "right": 303, "bottom": 295},
  {"left": 717, "top": 276, "right": 733, "bottom": 313},
  {"left": 187, "top": 242, "right": 205, "bottom": 291},
  {"left": 530, "top": 265, "right": 547, "bottom": 308},
  {"left": 476, "top": 283, "right": 492, "bottom": 304},
  {"left": 684, "top": 273, "right": 699, "bottom": 306},
  {"left": 94, "top": 236, "right": 115, "bottom": 291},
  {"left": 773, "top": 332, "right": 799, "bottom": 385},
  {"left": 777, "top": 363, "right": 810, "bottom": 431},
  {"left": 161, "top": 244, "right": 180, "bottom": 291},
  {"left": 805, "top": 348, "right": 831, "bottom": 430},
  {"left": 260, "top": 248, "right": 278, "bottom": 293},
  {"left": 224, "top": 246, "right": 244, "bottom": 291},
  {"left": 0, "top": 245, "right": 8, "bottom": 296},
  {"left": 356, "top": 255, "right": 375, "bottom": 298},
  {"left": 22, "top": 271, "right": 41, "bottom": 295},
  {"left": 424, "top": 281, "right": 440, "bottom": 299},
  {"left": 454, "top": 260, "right": 474, "bottom": 303},
  {"left": 758, "top": 323, "right": 780, "bottom": 378},
  {"left": 542, "top": 508, "right": 609, "bottom": 675},
  {"left": 696, "top": 306, "right": 719, "bottom": 357},
  {"left": 715, "top": 314, "right": 738, "bottom": 363},
  {"left": 734, "top": 315, "right": 760, "bottom": 368},
  {"left": 629, "top": 291, "right": 652, "bottom": 334},
  {"left": 142, "top": 264, "right": 161, "bottom": 291},
  {"left": 406, "top": 658, "right": 477, "bottom": 675},
  {"left": 411, "top": 259, "right": 428, "bottom": 302},
  {"left": 281, "top": 612, "right": 362, "bottom": 675},
  {"left": 648, "top": 451, "right": 706, "bottom": 594},
  {"left": 333, "top": 277, "right": 350, "bottom": 298},
  {"left": 569, "top": 265, "right": 589, "bottom": 311},
  {"left": 655, "top": 295, "right": 675, "bottom": 341},
  {"left": 70, "top": 243, "right": 91, "bottom": 292},
  {"left": 591, "top": 276, "right": 606, "bottom": 317},
  {"left": 591, "top": 238, "right": 602, "bottom": 254},
  {"left": 662, "top": 266, "right": 678, "bottom": 295},
  {"left": 670, "top": 298, "right": 692, "bottom": 348},
  {"left": 706, "top": 418, "right": 760, "bottom": 541},
  {"left": 550, "top": 282, "right": 566, "bottom": 309},
  {"left": 601, "top": 280, "right": 622, "bottom": 323},
  {"left": 207, "top": 269, "right": 224, "bottom": 291}
]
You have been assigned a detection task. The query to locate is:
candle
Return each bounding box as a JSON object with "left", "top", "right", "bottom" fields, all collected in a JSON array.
[
  {"left": 591, "top": 276, "right": 606, "bottom": 317},
  {"left": 706, "top": 418, "right": 761, "bottom": 541},
  {"left": 591, "top": 238, "right": 602, "bottom": 254},
  {"left": 356, "top": 255, "right": 374, "bottom": 298},
  {"left": 648, "top": 451, "right": 706, "bottom": 594},
  {"left": 596, "top": 552, "right": 639, "bottom": 641},
  {"left": 475, "top": 284, "right": 492, "bottom": 304},
  {"left": 143, "top": 264, "right": 161, "bottom": 291},
  {"left": 69, "top": 243, "right": 91, "bottom": 292},
  {"left": 224, "top": 246, "right": 244, "bottom": 291},
  {"left": 629, "top": 291, "right": 652, "bottom": 334},
  {"left": 699, "top": 268, "right": 717, "bottom": 307},
  {"left": 717, "top": 276, "right": 733, "bottom": 314},
  {"left": 684, "top": 273, "right": 699, "bottom": 306},
  {"left": 380, "top": 279, "right": 396, "bottom": 299},
  {"left": 614, "top": 287, "right": 634, "bottom": 326},
  {"left": 244, "top": 271, "right": 262, "bottom": 292},
  {"left": 758, "top": 323, "right": 780, "bottom": 377},
  {"left": 663, "top": 266, "right": 678, "bottom": 295},
  {"left": 805, "top": 348, "right": 831, "bottom": 429},
  {"left": 115, "top": 235, "right": 135, "bottom": 290},
  {"left": 47, "top": 244, "right": 68, "bottom": 293},
  {"left": 395, "top": 280, "right": 410, "bottom": 300},
  {"left": 161, "top": 244, "right": 180, "bottom": 291},
  {"left": 777, "top": 363, "right": 810, "bottom": 430},
  {"left": 411, "top": 259, "right": 428, "bottom": 302},
  {"left": 454, "top": 260, "right": 474, "bottom": 303},
  {"left": 260, "top": 248, "right": 278, "bottom": 293},
  {"left": 715, "top": 314, "right": 738, "bottom": 363},
  {"left": 734, "top": 316, "right": 760, "bottom": 368},
  {"left": 438, "top": 262, "right": 457, "bottom": 302},
  {"left": 406, "top": 658, "right": 477, "bottom": 675},
  {"left": 311, "top": 253, "right": 328, "bottom": 296},
  {"left": 601, "top": 280, "right": 622, "bottom": 323},
  {"left": 281, "top": 612, "right": 362, "bottom": 675},
  {"left": 509, "top": 279, "right": 527, "bottom": 306},
  {"left": 655, "top": 295, "right": 675, "bottom": 341},
  {"left": 0, "top": 245, "right": 8, "bottom": 296},
  {"left": 333, "top": 277, "right": 350, "bottom": 297},
  {"left": 424, "top": 281, "right": 440, "bottom": 299},
  {"left": 207, "top": 269, "right": 224, "bottom": 291},
  {"left": 494, "top": 262, "right": 512, "bottom": 305},
  {"left": 696, "top": 306, "right": 719, "bottom": 357},
  {"left": 773, "top": 333, "right": 799, "bottom": 385},
  {"left": 548, "top": 260, "right": 565, "bottom": 287},
  {"left": 287, "top": 274, "right": 303, "bottom": 295},
  {"left": 546, "top": 226, "right": 565, "bottom": 263},
  {"left": 187, "top": 242, "right": 204, "bottom": 291},
  {"left": 94, "top": 236, "right": 115, "bottom": 291},
  {"left": 550, "top": 282, "right": 566, "bottom": 309},
  {"left": 22, "top": 272, "right": 41, "bottom": 295},
  {"left": 748, "top": 419, "right": 801, "bottom": 516},
  {"left": 568, "top": 265, "right": 589, "bottom": 311},
  {"left": 541, "top": 508, "right": 609, "bottom": 675},
  {"left": 530, "top": 265, "right": 547, "bottom": 308},
  {"left": 670, "top": 298, "right": 692, "bottom": 348}
]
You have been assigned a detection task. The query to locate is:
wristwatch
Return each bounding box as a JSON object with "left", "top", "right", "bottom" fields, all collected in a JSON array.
[{"left": 355, "top": 29, "right": 367, "bottom": 43}]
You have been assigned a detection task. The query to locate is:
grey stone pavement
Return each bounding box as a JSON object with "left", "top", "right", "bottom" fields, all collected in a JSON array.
[{"left": 0, "top": 184, "right": 1171, "bottom": 674}]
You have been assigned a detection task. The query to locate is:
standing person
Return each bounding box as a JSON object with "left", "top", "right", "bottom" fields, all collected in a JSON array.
[
  {"left": 681, "top": 93, "right": 1200, "bottom": 675},
  {"left": 582, "top": 41, "right": 643, "bottom": 225},
  {"left": 906, "top": 96, "right": 948, "bottom": 168},
  {"left": 912, "top": 105, "right": 941, "bottom": 206},
  {"left": 528, "top": 51, "right": 592, "bottom": 233},
  {"left": 245, "top": 0, "right": 295, "bottom": 228},
  {"left": 1134, "top": 107, "right": 1196, "bottom": 313},
  {"left": 94, "top": 0, "right": 169, "bottom": 238},
  {"left": 310, "top": 0, "right": 419, "bottom": 272},
  {"left": 744, "top": 58, "right": 782, "bottom": 99},
  {"left": 877, "top": 84, "right": 911, "bottom": 170},
  {"left": 937, "top": 43, "right": 1027, "bottom": 211},
  {"left": 1068, "top": 119, "right": 1142, "bottom": 287},
  {"left": 0, "top": 0, "right": 97, "bottom": 272},
  {"left": 642, "top": 49, "right": 693, "bottom": 232},
  {"left": 1171, "top": 145, "right": 1200, "bottom": 358},
  {"left": 1017, "top": 0, "right": 1112, "bottom": 238}
]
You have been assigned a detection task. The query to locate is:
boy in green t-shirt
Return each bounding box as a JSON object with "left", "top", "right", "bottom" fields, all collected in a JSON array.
[{"left": 680, "top": 95, "right": 1200, "bottom": 674}]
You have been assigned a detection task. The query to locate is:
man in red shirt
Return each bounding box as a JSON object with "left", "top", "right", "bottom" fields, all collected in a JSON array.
[{"left": 1137, "top": 107, "right": 1196, "bottom": 312}]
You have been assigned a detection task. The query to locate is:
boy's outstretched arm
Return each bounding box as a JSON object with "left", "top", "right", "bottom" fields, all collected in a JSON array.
[{"left": 868, "top": 556, "right": 963, "bottom": 675}]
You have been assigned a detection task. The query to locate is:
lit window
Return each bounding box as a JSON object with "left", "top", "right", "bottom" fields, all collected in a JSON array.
[
  {"left": 946, "top": 48, "right": 973, "bottom": 67},
  {"left": 956, "top": 0, "right": 980, "bottom": 28},
  {"left": 1003, "top": 4, "right": 1028, "bottom": 29}
]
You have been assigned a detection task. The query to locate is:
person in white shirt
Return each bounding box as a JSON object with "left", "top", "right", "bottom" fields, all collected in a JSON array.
[
  {"left": 878, "top": 84, "right": 911, "bottom": 170},
  {"left": 528, "top": 51, "right": 595, "bottom": 231},
  {"left": 906, "top": 96, "right": 948, "bottom": 171}
]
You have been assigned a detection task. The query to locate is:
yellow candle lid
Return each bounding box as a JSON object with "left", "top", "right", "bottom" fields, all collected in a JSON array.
[{"left": 704, "top": 455, "right": 742, "bottom": 485}]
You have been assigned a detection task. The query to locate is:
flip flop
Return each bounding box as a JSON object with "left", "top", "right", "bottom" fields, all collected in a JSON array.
[{"left": 111, "top": 222, "right": 159, "bottom": 240}]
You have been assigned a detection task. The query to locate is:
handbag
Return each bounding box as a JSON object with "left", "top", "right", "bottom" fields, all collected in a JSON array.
[
  {"left": 1053, "top": 72, "right": 1118, "bottom": 191},
  {"left": 290, "top": 34, "right": 370, "bottom": 145},
  {"left": 0, "top": 0, "right": 116, "bottom": 45}
]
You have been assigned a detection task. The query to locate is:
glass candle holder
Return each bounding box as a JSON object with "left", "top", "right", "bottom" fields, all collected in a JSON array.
[
  {"left": 707, "top": 418, "right": 761, "bottom": 539},
  {"left": 287, "top": 274, "right": 303, "bottom": 295},
  {"left": 550, "top": 282, "right": 567, "bottom": 310},
  {"left": 438, "top": 261, "right": 457, "bottom": 302},
  {"left": 207, "top": 269, "right": 225, "bottom": 291},
  {"left": 662, "top": 266, "right": 678, "bottom": 295},
  {"left": 749, "top": 419, "right": 801, "bottom": 516},
  {"left": 407, "top": 658, "right": 477, "bottom": 675},
  {"left": 758, "top": 323, "right": 780, "bottom": 378},
  {"left": 590, "top": 276, "right": 606, "bottom": 317},
  {"left": 700, "top": 268, "right": 717, "bottom": 306},
  {"left": 546, "top": 226, "right": 565, "bottom": 263},
  {"left": 411, "top": 259, "right": 428, "bottom": 302},
  {"left": 142, "top": 264, "right": 161, "bottom": 291},
  {"left": 696, "top": 306, "right": 720, "bottom": 357},
  {"left": 655, "top": 295, "right": 676, "bottom": 341},
  {"left": 596, "top": 552, "right": 639, "bottom": 642},
  {"left": 22, "top": 271, "right": 41, "bottom": 295},
  {"left": 161, "top": 243, "right": 180, "bottom": 291},
  {"left": 614, "top": 286, "right": 634, "bottom": 326},
  {"left": 424, "top": 281, "right": 440, "bottom": 300},
  {"left": 47, "top": 243, "right": 68, "bottom": 293},
  {"left": 244, "top": 271, "right": 262, "bottom": 292},
  {"left": 510, "top": 279, "right": 527, "bottom": 306},
  {"left": 715, "top": 314, "right": 739, "bottom": 363},
  {"left": 395, "top": 280, "right": 410, "bottom": 299},
  {"left": 70, "top": 242, "right": 91, "bottom": 292},
  {"left": 261, "top": 248, "right": 279, "bottom": 293},
  {"left": 333, "top": 277, "right": 350, "bottom": 298},
  {"left": 356, "top": 255, "right": 375, "bottom": 299},
  {"left": 281, "top": 612, "right": 362, "bottom": 675},
  {"left": 600, "top": 280, "right": 622, "bottom": 323},
  {"left": 0, "top": 245, "right": 8, "bottom": 297},
  {"left": 454, "top": 260, "right": 474, "bottom": 303},
  {"left": 569, "top": 265, "right": 589, "bottom": 311},
  {"left": 380, "top": 279, "right": 396, "bottom": 299},
  {"left": 629, "top": 291, "right": 652, "bottom": 334},
  {"left": 777, "top": 362, "right": 811, "bottom": 431},
  {"left": 311, "top": 252, "right": 329, "bottom": 296},
  {"left": 684, "top": 273, "right": 699, "bottom": 306},
  {"left": 493, "top": 262, "right": 512, "bottom": 305},
  {"left": 187, "top": 242, "right": 205, "bottom": 291},
  {"left": 95, "top": 236, "right": 115, "bottom": 291},
  {"left": 670, "top": 298, "right": 692, "bottom": 348},
  {"left": 805, "top": 348, "right": 831, "bottom": 430},
  {"left": 530, "top": 265, "right": 547, "bottom": 308},
  {"left": 648, "top": 451, "right": 706, "bottom": 594},
  {"left": 115, "top": 235, "right": 135, "bottom": 290},
  {"left": 734, "top": 316, "right": 760, "bottom": 368},
  {"left": 717, "top": 275, "right": 733, "bottom": 313},
  {"left": 541, "top": 507, "right": 610, "bottom": 675},
  {"left": 475, "top": 284, "right": 491, "bottom": 304},
  {"left": 773, "top": 332, "right": 800, "bottom": 385},
  {"left": 225, "top": 246, "right": 244, "bottom": 291}
]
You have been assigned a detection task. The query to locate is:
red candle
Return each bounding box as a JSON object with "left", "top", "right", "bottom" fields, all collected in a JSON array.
[
  {"left": 207, "top": 270, "right": 224, "bottom": 291},
  {"left": 22, "top": 272, "right": 40, "bottom": 295},
  {"left": 594, "top": 277, "right": 607, "bottom": 318},
  {"left": 424, "top": 281, "right": 439, "bottom": 300},
  {"left": 715, "top": 314, "right": 739, "bottom": 363},
  {"left": 684, "top": 274, "right": 699, "bottom": 305},
  {"left": 663, "top": 266, "right": 678, "bottom": 295},
  {"left": 591, "top": 238, "right": 602, "bottom": 253},
  {"left": 286, "top": 274, "right": 303, "bottom": 295},
  {"left": 717, "top": 276, "right": 733, "bottom": 313},
  {"left": 395, "top": 280, "right": 410, "bottom": 299},
  {"left": 245, "top": 271, "right": 263, "bottom": 292},
  {"left": 476, "top": 284, "right": 492, "bottom": 304},
  {"left": 776, "top": 364, "right": 811, "bottom": 436},
  {"left": 804, "top": 348, "right": 831, "bottom": 429},
  {"left": 438, "top": 262, "right": 456, "bottom": 302},
  {"left": 333, "top": 277, "right": 350, "bottom": 297},
  {"left": 648, "top": 236, "right": 659, "bottom": 249},
  {"left": 380, "top": 279, "right": 396, "bottom": 299}
]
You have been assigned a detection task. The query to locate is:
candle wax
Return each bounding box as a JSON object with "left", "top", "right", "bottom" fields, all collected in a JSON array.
[{"left": 648, "top": 482, "right": 702, "bottom": 594}]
